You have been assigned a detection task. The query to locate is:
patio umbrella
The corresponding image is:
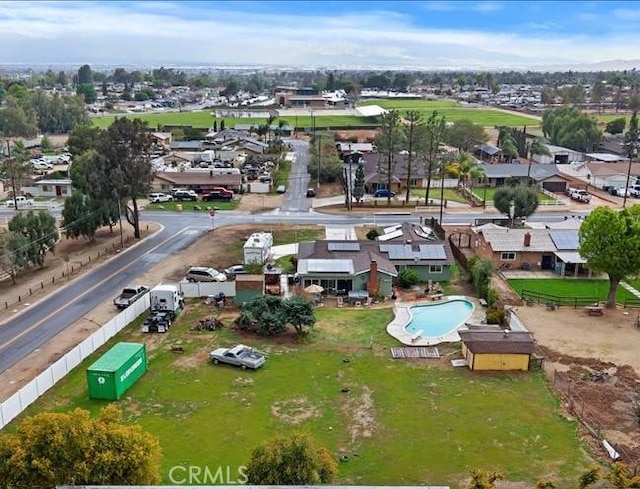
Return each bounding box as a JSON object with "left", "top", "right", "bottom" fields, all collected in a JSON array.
[{"left": 304, "top": 284, "right": 325, "bottom": 294}]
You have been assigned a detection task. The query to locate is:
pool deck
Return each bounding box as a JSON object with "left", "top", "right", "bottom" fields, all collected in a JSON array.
[{"left": 387, "top": 295, "right": 487, "bottom": 346}]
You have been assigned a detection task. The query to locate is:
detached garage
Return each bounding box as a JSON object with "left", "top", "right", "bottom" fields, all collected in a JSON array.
[{"left": 458, "top": 329, "right": 534, "bottom": 371}]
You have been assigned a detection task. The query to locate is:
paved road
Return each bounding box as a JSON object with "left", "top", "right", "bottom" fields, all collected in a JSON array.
[{"left": 280, "top": 139, "right": 311, "bottom": 212}]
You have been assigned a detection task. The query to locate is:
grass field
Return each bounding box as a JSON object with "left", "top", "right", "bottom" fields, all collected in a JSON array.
[
  {"left": 409, "top": 188, "right": 468, "bottom": 204},
  {"left": 18, "top": 304, "right": 590, "bottom": 487},
  {"left": 472, "top": 188, "right": 557, "bottom": 203},
  {"left": 508, "top": 278, "right": 637, "bottom": 303},
  {"left": 145, "top": 199, "right": 239, "bottom": 212},
  {"left": 91, "top": 112, "right": 379, "bottom": 130},
  {"left": 357, "top": 99, "right": 541, "bottom": 126}
]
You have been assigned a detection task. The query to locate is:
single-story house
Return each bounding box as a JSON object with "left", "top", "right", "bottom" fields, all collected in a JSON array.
[
  {"left": 532, "top": 144, "right": 583, "bottom": 165},
  {"left": 27, "top": 179, "right": 73, "bottom": 198},
  {"left": 241, "top": 138, "right": 269, "bottom": 155},
  {"left": 149, "top": 132, "right": 173, "bottom": 148},
  {"left": 170, "top": 141, "right": 203, "bottom": 152},
  {"left": 472, "top": 225, "right": 589, "bottom": 277},
  {"left": 476, "top": 163, "right": 569, "bottom": 193},
  {"left": 297, "top": 242, "right": 397, "bottom": 297},
  {"left": 585, "top": 153, "right": 629, "bottom": 163},
  {"left": 559, "top": 162, "right": 640, "bottom": 190},
  {"left": 152, "top": 171, "right": 242, "bottom": 193},
  {"left": 474, "top": 143, "right": 501, "bottom": 163},
  {"left": 458, "top": 329, "right": 534, "bottom": 371}
]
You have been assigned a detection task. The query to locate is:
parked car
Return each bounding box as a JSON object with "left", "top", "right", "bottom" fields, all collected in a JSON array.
[
  {"left": 224, "top": 264, "right": 246, "bottom": 278},
  {"left": 113, "top": 285, "right": 149, "bottom": 309},
  {"left": 185, "top": 266, "right": 227, "bottom": 282},
  {"left": 148, "top": 192, "right": 173, "bottom": 203},
  {"left": 571, "top": 189, "right": 592, "bottom": 203},
  {"left": 306, "top": 188, "right": 316, "bottom": 198},
  {"left": 629, "top": 185, "right": 640, "bottom": 198},
  {"left": 373, "top": 189, "right": 395, "bottom": 198},
  {"left": 173, "top": 189, "right": 198, "bottom": 201},
  {"left": 276, "top": 184, "right": 286, "bottom": 194},
  {"left": 5, "top": 196, "right": 34, "bottom": 208},
  {"left": 615, "top": 187, "right": 631, "bottom": 198},
  {"left": 209, "top": 344, "right": 266, "bottom": 369},
  {"left": 202, "top": 188, "right": 233, "bottom": 201}
]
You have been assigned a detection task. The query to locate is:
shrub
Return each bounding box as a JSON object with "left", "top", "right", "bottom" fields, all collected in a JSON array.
[
  {"left": 486, "top": 287, "right": 499, "bottom": 307},
  {"left": 366, "top": 228, "right": 381, "bottom": 240},
  {"left": 469, "top": 258, "right": 493, "bottom": 299},
  {"left": 398, "top": 268, "right": 420, "bottom": 289},
  {"left": 485, "top": 303, "right": 507, "bottom": 326}
]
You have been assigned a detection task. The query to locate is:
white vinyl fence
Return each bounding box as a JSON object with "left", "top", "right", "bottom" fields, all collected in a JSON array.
[
  {"left": 0, "top": 293, "right": 151, "bottom": 430},
  {"left": 179, "top": 281, "right": 236, "bottom": 298}
]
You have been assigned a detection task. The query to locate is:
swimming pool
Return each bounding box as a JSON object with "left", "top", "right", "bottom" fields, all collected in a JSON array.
[{"left": 405, "top": 299, "right": 474, "bottom": 337}]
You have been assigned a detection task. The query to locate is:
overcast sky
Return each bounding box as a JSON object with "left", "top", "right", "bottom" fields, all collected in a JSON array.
[{"left": 2, "top": 1, "right": 640, "bottom": 70}]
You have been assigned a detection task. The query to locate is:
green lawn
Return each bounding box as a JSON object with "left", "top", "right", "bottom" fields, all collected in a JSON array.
[
  {"left": 409, "top": 188, "right": 468, "bottom": 204},
  {"left": 17, "top": 305, "right": 591, "bottom": 487},
  {"left": 145, "top": 200, "right": 239, "bottom": 212},
  {"left": 593, "top": 113, "right": 631, "bottom": 124},
  {"left": 508, "top": 278, "right": 637, "bottom": 304},
  {"left": 357, "top": 99, "right": 541, "bottom": 126},
  {"left": 472, "top": 188, "right": 557, "bottom": 203},
  {"left": 91, "top": 112, "right": 379, "bottom": 130}
]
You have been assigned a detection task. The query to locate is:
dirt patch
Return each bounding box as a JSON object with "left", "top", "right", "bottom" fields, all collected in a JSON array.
[
  {"left": 236, "top": 193, "right": 284, "bottom": 213},
  {"left": 172, "top": 349, "right": 210, "bottom": 370},
  {"left": 334, "top": 129, "right": 379, "bottom": 143},
  {"left": 341, "top": 385, "right": 375, "bottom": 445},
  {"left": 271, "top": 397, "right": 321, "bottom": 425}
]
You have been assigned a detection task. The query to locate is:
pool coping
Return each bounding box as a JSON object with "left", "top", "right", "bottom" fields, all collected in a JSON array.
[{"left": 387, "top": 295, "right": 486, "bottom": 346}]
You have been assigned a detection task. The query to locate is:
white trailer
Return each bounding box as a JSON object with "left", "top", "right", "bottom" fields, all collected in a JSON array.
[
  {"left": 243, "top": 232, "right": 273, "bottom": 265},
  {"left": 149, "top": 284, "right": 184, "bottom": 317}
]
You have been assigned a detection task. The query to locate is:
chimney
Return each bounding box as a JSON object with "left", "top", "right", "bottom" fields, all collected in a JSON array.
[
  {"left": 367, "top": 259, "right": 379, "bottom": 296},
  {"left": 523, "top": 232, "right": 531, "bottom": 247}
]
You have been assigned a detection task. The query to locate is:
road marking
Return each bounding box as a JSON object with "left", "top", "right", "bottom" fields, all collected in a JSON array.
[{"left": 0, "top": 226, "right": 201, "bottom": 352}]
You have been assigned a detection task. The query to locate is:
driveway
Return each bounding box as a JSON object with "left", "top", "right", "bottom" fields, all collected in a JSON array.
[{"left": 280, "top": 139, "right": 311, "bottom": 212}]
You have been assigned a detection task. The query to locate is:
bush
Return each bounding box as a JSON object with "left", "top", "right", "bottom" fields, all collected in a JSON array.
[
  {"left": 398, "top": 268, "right": 420, "bottom": 289},
  {"left": 486, "top": 303, "right": 507, "bottom": 326},
  {"left": 486, "top": 287, "right": 499, "bottom": 307},
  {"left": 469, "top": 258, "right": 493, "bottom": 299},
  {"left": 366, "top": 228, "right": 381, "bottom": 240}
]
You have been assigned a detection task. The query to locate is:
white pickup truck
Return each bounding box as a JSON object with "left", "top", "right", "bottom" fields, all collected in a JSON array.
[
  {"left": 569, "top": 189, "right": 591, "bottom": 203},
  {"left": 5, "top": 196, "right": 35, "bottom": 208}
]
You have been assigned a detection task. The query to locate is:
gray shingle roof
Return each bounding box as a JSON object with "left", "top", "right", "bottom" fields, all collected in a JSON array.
[{"left": 459, "top": 330, "right": 534, "bottom": 354}]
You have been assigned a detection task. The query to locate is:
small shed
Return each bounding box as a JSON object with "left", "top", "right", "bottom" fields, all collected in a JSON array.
[
  {"left": 243, "top": 232, "right": 273, "bottom": 265},
  {"left": 458, "top": 329, "right": 534, "bottom": 371}
]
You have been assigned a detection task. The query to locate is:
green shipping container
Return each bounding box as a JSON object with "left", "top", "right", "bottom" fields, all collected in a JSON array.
[{"left": 86, "top": 342, "right": 148, "bottom": 400}]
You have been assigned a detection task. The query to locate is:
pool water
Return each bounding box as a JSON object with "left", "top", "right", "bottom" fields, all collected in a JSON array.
[{"left": 405, "top": 300, "right": 474, "bottom": 337}]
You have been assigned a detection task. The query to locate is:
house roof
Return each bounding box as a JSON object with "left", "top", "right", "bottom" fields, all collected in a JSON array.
[
  {"left": 459, "top": 330, "right": 534, "bottom": 354},
  {"left": 35, "top": 179, "right": 72, "bottom": 185},
  {"left": 543, "top": 143, "right": 582, "bottom": 155},
  {"left": 585, "top": 153, "right": 629, "bottom": 162},
  {"left": 545, "top": 218, "right": 583, "bottom": 230},
  {"left": 170, "top": 141, "right": 203, "bottom": 150},
  {"left": 478, "top": 163, "right": 562, "bottom": 181},
  {"left": 154, "top": 172, "right": 242, "bottom": 186},
  {"left": 356, "top": 105, "right": 388, "bottom": 117},
  {"left": 476, "top": 143, "right": 501, "bottom": 156},
  {"left": 586, "top": 162, "right": 640, "bottom": 177},
  {"left": 151, "top": 132, "right": 172, "bottom": 140},
  {"left": 297, "top": 241, "right": 398, "bottom": 276},
  {"left": 336, "top": 142, "right": 375, "bottom": 153},
  {"left": 480, "top": 228, "right": 557, "bottom": 252}
]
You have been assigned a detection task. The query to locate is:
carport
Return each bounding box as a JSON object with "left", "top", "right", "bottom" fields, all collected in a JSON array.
[{"left": 554, "top": 251, "right": 590, "bottom": 277}]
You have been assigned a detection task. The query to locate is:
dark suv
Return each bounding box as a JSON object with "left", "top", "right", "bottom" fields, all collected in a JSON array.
[
  {"left": 306, "top": 188, "right": 316, "bottom": 198},
  {"left": 173, "top": 189, "right": 198, "bottom": 201}
]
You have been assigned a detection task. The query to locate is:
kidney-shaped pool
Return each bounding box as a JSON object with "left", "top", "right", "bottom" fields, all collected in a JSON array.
[{"left": 405, "top": 299, "right": 474, "bottom": 338}]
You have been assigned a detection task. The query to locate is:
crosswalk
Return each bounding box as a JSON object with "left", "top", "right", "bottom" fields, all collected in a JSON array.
[{"left": 620, "top": 281, "right": 640, "bottom": 300}]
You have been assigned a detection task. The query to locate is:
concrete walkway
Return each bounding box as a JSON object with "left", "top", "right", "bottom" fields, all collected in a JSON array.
[
  {"left": 621, "top": 281, "right": 640, "bottom": 300},
  {"left": 325, "top": 225, "right": 357, "bottom": 240}
]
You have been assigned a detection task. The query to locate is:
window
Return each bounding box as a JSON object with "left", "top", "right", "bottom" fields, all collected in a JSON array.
[
  {"left": 42, "top": 185, "right": 49, "bottom": 192},
  {"left": 409, "top": 178, "right": 420, "bottom": 187},
  {"left": 61, "top": 187, "right": 68, "bottom": 195},
  {"left": 501, "top": 252, "right": 516, "bottom": 261},
  {"left": 429, "top": 265, "right": 443, "bottom": 273}
]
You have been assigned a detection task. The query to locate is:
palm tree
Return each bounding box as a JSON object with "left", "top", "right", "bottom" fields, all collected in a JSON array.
[
  {"left": 501, "top": 137, "right": 519, "bottom": 163},
  {"left": 456, "top": 151, "right": 485, "bottom": 188}
]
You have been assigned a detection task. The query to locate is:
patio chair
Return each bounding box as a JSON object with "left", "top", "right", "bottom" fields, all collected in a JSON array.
[
  {"left": 337, "top": 297, "right": 344, "bottom": 308},
  {"left": 364, "top": 297, "right": 373, "bottom": 307}
]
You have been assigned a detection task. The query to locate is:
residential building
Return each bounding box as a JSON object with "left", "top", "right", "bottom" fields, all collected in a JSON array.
[
  {"left": 152, "top": 171, "right": 242, "bottom": 194},
  {"left": 476, "top": 163, "right": 569, "bottom": 193},
  {"left": 532, "top": 144, "right": 583, "bottom": 165}
]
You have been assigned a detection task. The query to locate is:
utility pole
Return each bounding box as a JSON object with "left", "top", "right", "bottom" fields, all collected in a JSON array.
[
  {"left": 118, "top": 199, "right": 124, "bottom": 250},
  {"left": 6, "top": 140, "right": 18, "bottom": 210},
  {"left": 348, "top": 144, "right": 353, "bottom": 211},
  {"left": 317, "top": 134, "right": 321, "bottom": 190}
]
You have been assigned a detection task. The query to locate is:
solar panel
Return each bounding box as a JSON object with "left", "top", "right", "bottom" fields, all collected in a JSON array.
[
  {"left": 387, "top": 245, "right": 414, "bottom": 260},
  {"left": 328, "top": 242, "right": 361, "bottom": 252},
  {"left": 417, "top": 244, "right": 447, "bottom": 260},
  {"left": 549, "top": 230, "right": 579, "bottom": 250},
  {"left": 306, "top": 259, "right": 353, "bottom": 273},
  {"left": 383, "top": 224, "right": 402, "bottom": 234}
]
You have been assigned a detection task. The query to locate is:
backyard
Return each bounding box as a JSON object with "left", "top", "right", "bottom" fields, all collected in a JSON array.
[
  {"left": 508, "top": 278, "right": 639, "bottom": 304},
  {"left": 17, "top": 304, "right": 592, "bottom": 487}
]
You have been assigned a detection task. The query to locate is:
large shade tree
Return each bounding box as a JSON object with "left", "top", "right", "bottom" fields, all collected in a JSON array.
[
  {"left": 579, "top": 205, "right": 640, "bottom": 308},
  {"left": 374, "top": 110, "right": 404, "bottom": 204},
  {"left": 444, "top": 119, "right": 488, "bottom": 151},
  {"left": 417, "top": 110, "right": 447, "bottom": 203},
  {"left": 493, "top": 186, "right": 539, "bottom": 225},
  {"left": 541, "top": 106, "right": 602, "bottom": 152}
]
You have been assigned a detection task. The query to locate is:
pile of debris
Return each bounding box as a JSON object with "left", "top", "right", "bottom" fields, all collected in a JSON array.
[{"left": 192, "top": 317, "right": 224, "bottom": 331}]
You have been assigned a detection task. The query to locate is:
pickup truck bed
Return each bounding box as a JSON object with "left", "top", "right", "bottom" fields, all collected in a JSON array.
[{"left": 113, "top": 285, "right": 149, "bottom": 309}]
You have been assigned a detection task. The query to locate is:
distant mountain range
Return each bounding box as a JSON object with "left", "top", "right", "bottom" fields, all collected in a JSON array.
[{"left": 530, "top": 59, "right": 640, "bottom": 73}]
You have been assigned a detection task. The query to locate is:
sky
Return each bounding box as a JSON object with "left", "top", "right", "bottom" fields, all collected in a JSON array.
[{"left": 1, "top": 1, "right": 640, "bottom": 70}]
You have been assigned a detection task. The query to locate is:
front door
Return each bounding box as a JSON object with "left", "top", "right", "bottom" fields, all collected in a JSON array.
[
  {"left": 541, "top": 254, "right": 555, "bottom": 270},
  {"left": 55, "top": 186, "right": 62, "bottom": 197}
]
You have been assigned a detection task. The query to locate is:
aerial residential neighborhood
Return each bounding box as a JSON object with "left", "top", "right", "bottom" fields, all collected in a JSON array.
[{"left": 4, "top": 1, "right": 640, "bottom": 489}]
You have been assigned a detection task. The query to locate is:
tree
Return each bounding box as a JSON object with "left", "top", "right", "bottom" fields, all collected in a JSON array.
[
  {"left": 1, "top": 140, "right": 30, "bottom": 207},
  {"left": 67, "top": 124, "right": 101, "bottom": 157},
  {"left": 220, "top": 79, "right": 239, "bottom": 98},
  {"left": 398, "top": 268, "right": 420, "bottom": 289},
  {"left": 493, "top": 186, "right": 539, "bottom": 225},
  {"left": 528, "top": 139, "right": 550, "bottom": 161},
  {"left": 101, "top": 118, "right": 153, "bottom": 239},
  {"left": 77, "top": 83, "right": 97, "bottom": 104},
  {"left": 468, "top": 257, "right": 493, "bottom": 299},
  {"left": 77, "top": 64, "right": 93, "bottom": 85},
  {"left": 403, "top": 110, "right": 423, "bottom": 203},
  {"left": 0, "top": 96, "right": 39, "bottom": 137},
  {"left": 591, "top": 80, "right": 606, "bottom": 110},
  {"left": 606, "top": 117, "right": 627, "bottom": 135},
  {"left": 246, "top": 432, "right": 337, "bottom": 485},
  {"left": 353, "top": 161, "right": 365, "bottom": 203},
  {"left": 8, "top": 210, "right": 59, "bottom": 268},
  {"left": 607, "top": 462, "right": 640, "bottom": 489},
  {"left": 0, "top": 229, "right": 29, "bottom": 284},
  {"left": 451, "top": 151, "right": 485, "bottom": 188},
  {"left": 0, "top": 405, "right": 161, "bottom": 488},
  {"left": 624, "top": 110, "right": 639, "bottom": 158},
  {"left": 236, "top": 295, "right": 289, "bottom": 336},
  {"left": 467, "top": 469, "right": 504, "bottom": 489},
  {"left": 374, "top": 110, "right": 404, "bottom": 204},
  {"left": 501, "top": 137, "right": 519, "bottom": 163},
  {"left": 326, "top": 72, "right": 336, "bottom": 91},
  {"left": 40, "top": 135, "right": 53, "bottom": 153},
  {"left": 579, "top": 205, "right": 640, "bottom": 308},
  {"left": 541, "top": 106, "right": 602, "bottom": 152},
  {"left": 62, "top": 193, "right": 103, "bottom": 242},
  {"left": 283, "top": 296, "right": 316, "bottom": 337},
  {"left": 444, "top": 119, "right": 489, "bottom": 151},
  {"left": 417, "top": 110, "right": 447, "bottom": 203}
]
